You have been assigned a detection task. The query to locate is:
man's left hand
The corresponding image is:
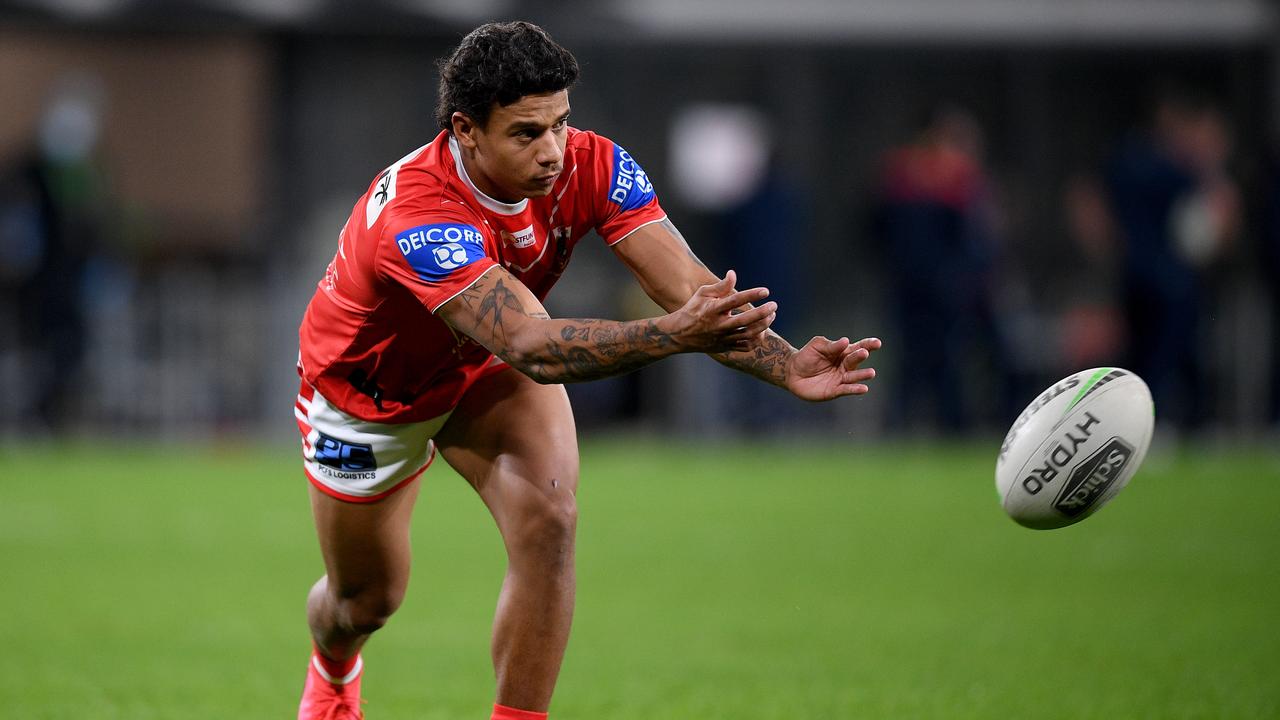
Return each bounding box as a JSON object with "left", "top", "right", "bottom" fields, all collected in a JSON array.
[{"left": 784, "top": 336, "right": 882, "bottom": 401}]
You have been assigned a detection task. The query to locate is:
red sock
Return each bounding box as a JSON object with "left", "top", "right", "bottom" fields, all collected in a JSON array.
[
  {"left": 312, "top": 644, "right": 362, "bottom": 684},
  {"left": 491, "top": 702, "right": 548, "bottom": 720}
]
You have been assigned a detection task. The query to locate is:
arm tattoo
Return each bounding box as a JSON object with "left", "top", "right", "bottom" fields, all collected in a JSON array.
[
  {"left": 533, "top": 317, "right": 677, "bottom": 382},
  {"left": 712, "top": 331, "right": 793, "bottom": 387},
  {"left": 457, "top": 276, "right": 680, "bottom": 383},
  {"left": 473, "top": 276, "right": 529, "bottom": 346}
]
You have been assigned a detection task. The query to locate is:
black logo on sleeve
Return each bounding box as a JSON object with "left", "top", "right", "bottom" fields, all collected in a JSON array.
[{"left": 1053, "top": 437, "right": 1134, "bottom": 518}]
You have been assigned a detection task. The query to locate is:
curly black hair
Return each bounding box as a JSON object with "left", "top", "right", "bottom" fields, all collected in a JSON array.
[{"left": 435, "top": 21, "right": 580, "bottom": 132}]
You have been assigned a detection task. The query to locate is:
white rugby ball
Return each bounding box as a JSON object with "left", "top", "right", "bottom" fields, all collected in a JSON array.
[{"left": 996, "top": 368, "right": 1154, "bottom": 529}]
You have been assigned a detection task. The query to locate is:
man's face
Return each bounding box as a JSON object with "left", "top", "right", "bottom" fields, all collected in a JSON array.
[{"left": 454, "top": 90, "right": 570, "bottom": 203}]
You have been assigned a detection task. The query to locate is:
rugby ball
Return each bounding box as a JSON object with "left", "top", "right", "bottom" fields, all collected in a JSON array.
[{"left": 996, "top": 368, "right": 1154, "bottom": 529}]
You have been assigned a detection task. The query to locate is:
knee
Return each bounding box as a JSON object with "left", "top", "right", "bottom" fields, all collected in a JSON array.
[
  {"left": 532, "top": 487, "right": 579, "bottom": 542},
  {"left": 507, "top": 485, "right": 578, "bottom": 562},
  {"left": 334, "top": 584, "right": 405, "bottom": 635}
]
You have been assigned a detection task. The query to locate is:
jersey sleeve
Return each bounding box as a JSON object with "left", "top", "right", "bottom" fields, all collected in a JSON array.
[
  {"left": 376, "top": 213, "right": 498, "bottom": 312},
  {"left": 582, "top": 132, "right": 668, "bottom": 245}
]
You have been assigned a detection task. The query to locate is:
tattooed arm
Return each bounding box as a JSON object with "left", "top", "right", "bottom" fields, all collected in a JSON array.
[
  {"left": 612, "top": 218, "right": 882, "bottom": 401},
  {"left": 436, "top": 265, "right": 777, "bottom": 384}
]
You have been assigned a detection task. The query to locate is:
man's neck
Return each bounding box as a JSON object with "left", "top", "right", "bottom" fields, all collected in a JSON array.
[{"left": 448, "top": 135, "right": 527, "bottom": 214}]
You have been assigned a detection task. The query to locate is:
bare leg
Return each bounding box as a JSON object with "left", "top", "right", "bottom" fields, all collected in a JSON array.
[
  {"left": 436, "top": 369, "right": 580, "bottom": 713},
  {"left": 307, "top": 478, "right": 421, "bottom": 662}
]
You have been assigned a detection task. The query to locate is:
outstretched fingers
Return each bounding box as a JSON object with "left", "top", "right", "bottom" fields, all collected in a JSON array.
[
  {"left": 842, "top": 366, "right": 877, "bottom": 387},
  {"left": 840, "top": 337, "right": 882, "bottom": 370},
  {"left": 726, "top": 300, "right": 776, "bottom": 327},
  {"left": 716, "top": 269, "right": 737, "bottom": 293},
  {"left": 812, "top": 336, "right": 850, "bottom": 359},
  {"left": 692, "top": 268, "right": 768, "bottom": 307},
  {"left": 854, "top": 337, "right": 883, "bottom": 351},
  {"left": 698, "top": 269, "right": 748, "bottom": 299},
  {"left": 722, "top": 304, "right": 776, "bottom": 348},
  {"left": 712, "top": 287, "right": 771, "bottom": 313},
  {"left": 833, "top": 337, "right": 881, "bottom": 395},
  {"left": 674, "top": 270, "right": 781, "bottom": 353}
]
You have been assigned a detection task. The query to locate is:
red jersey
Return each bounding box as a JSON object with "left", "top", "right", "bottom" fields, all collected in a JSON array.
[{"left": 298, "top": 128, "right": 667, "bottom": 423}]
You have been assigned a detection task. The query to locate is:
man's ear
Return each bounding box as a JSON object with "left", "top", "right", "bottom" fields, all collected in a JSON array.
[{"left": 452, "top": 111, "right": 480, "bottom": 149}]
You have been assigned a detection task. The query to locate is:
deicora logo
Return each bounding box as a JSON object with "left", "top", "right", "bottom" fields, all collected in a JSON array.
[
  {"left": 397, "top": 225, "right": 483, "bottom": 255},
  {"left": 432, "top": 243, "right": 469, "bottom": 269},
  {"left": 609, "top": 145, "right": 655, "bottom": 210},
  {"left": 395, "top": 222, "right": 486, "bottom": 281}
]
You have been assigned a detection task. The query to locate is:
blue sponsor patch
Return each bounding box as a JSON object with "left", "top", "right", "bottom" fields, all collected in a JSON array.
[
  {"left": 395, "top": 223, "right": 487, "bottom": 282},
  {"left": 608, "top": 143, "right": 655, "bottom": 211},
  {"left": 314, "top": 432, "right": 376, "bottom": 471}
]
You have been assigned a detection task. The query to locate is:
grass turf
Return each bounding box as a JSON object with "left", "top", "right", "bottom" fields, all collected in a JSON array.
[{"left": 1, "top": 439, "right": 1277, "bottom": 719}]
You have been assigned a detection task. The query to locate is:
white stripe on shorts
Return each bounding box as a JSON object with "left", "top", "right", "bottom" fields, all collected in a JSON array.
[{"left": 297, "top": 384, "right": 452, "bottom": 501}]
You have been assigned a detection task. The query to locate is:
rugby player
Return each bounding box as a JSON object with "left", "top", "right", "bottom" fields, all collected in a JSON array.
[{"left": 295, "top": 21, "right": 881, "bottom": 720}]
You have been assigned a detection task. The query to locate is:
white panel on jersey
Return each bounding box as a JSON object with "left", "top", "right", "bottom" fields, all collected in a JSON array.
[{"left": 366, "top": 143, "right": 430, "bottom": 229}]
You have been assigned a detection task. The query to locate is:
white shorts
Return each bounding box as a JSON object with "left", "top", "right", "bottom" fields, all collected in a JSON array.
[{"left": 295, "top": 381, "right": 452, "bottom": 503}]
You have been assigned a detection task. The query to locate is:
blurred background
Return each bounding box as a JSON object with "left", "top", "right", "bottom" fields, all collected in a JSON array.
[{"left": 1, "top": 0, "right": 1277, "bottom": 443}]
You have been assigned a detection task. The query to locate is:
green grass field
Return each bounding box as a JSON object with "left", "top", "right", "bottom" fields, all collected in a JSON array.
[{"left": 2, "top": 439, "right": 1278, "bottom": 719}]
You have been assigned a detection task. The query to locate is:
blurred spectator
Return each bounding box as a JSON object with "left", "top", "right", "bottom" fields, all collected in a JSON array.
[
  {"left": 717, "top": 158, "right": 809, "bottom": 433},
  {"left": 669, "top": 104, "right": 813, "bottom": 433},
  {"left": 668, "top": 104, "right": 811, "bottom": 434},
  {"left": 1060, "top": 173, "right": 1126, "bottom": 370},
  {"left": 1104, "top": 88, "right": 1240, "bottom": 432},
  {"left": 872, "top": 104, "right": 1013, "bottom": 434},
  {"left": 0, "top": 74, "right": 110, "bottom": 432},
  {"left": 1265, "top": 149, "right": 1280, "bottom": 428}
]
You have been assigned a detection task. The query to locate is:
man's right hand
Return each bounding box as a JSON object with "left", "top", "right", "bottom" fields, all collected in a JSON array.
[
  {"left": 659, "top": 270, "right": 776, "bottom": 354},
  {"left": 439, "top": 266, "right": 776, "bottom": 384}
]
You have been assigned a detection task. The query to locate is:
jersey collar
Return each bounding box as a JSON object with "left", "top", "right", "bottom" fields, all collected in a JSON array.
[{"left": 448, "top": 135, "right": 529, "bottom": 216}]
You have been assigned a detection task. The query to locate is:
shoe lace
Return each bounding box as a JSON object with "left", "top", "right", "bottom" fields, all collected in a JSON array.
[{"left": 317, "top": 694, "right": 365, "bottom": 720}]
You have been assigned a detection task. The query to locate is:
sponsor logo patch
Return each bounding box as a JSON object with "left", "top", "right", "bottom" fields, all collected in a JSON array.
[
  {"left": 365, "top": 143, "right": 429, "bottom": 229},
  {"left": 1054, "top": 437, "right": 1133, "bottom": 518},
  {"left": 316, "top": 465, "right": 378, "bottom": 482},
  {"left": 501, "top": 224, "right": 537, "bottom": 249},
  {"left": 395, "top": 223, "right": 487, "bottom": 281},
  {"left": 366, "top": 168, "right": 397, "bottom": 228},
  {"left": 314, "top": 432, "right": 377, "bottom": 472},
  {"left": 608, "top": 144, "right": 655, "bottom": 211}
]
